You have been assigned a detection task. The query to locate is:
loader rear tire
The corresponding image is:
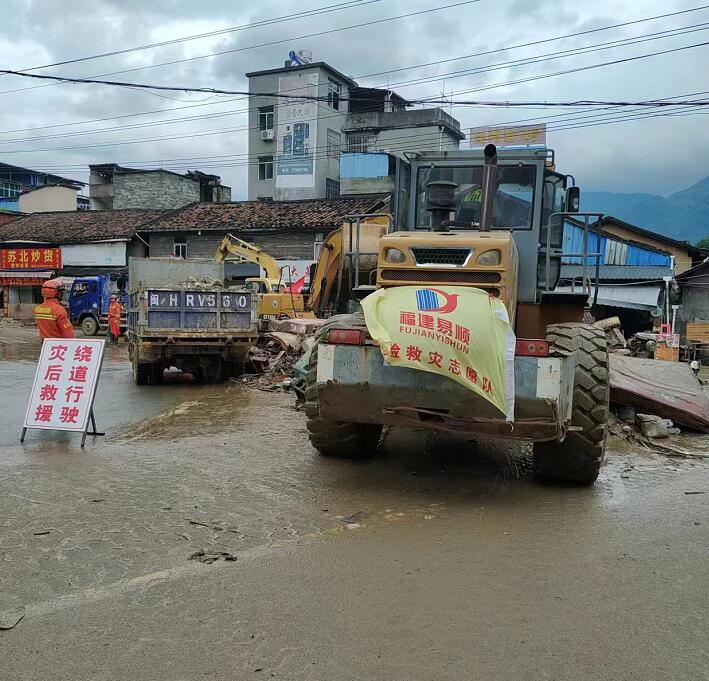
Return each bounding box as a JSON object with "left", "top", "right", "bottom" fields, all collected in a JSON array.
[
  {"left": 533, "top": 323, "right": 609, "bottom": 485},
  {"left": 305, "top": 316, "right": 383, "bottom": 458}
]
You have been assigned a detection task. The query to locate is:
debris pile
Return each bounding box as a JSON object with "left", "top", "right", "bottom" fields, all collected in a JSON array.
[
  {"left": 241, "top": 317, "right": 325, "bottom": 393},
  {"left": 593, "top": 316, "right": 627, "bottom": 351},
  {"left": 178, "top": 276, "right": 225, "bottom": 290}
]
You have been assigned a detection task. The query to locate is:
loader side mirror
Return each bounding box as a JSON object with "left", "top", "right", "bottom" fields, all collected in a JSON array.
[{"left": 566, "top": 185, "right": 580, "bottom": 213}]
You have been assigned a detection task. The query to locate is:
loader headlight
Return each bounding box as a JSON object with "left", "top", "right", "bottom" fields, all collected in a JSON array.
[
  {"left": 476, "top": 249, "right": 501, "bottom": 266},
  {"left": 384, "top": 248, "right": 406, "bottom": 264}
]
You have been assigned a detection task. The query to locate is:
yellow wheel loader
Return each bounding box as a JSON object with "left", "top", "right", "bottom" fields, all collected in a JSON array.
[{"left": 304, "top": 144, "right": 609, "bottom": 485}]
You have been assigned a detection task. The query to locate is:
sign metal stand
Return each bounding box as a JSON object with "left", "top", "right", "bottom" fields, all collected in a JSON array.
[{"left": 21, "top": 338, "right": 106, "bottom": 448}]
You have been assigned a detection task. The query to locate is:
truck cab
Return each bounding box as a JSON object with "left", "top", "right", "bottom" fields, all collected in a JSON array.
[{"left": 69, "top": 274, "right": 127, "bottom": 336}]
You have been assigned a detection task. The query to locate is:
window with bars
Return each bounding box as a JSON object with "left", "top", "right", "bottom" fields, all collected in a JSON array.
[
  {"left": 258, "top": 106, "right": 274, "bottom": 131},
  {"left": 326, "top": 179, "right": 340, "bottom": 199},
  {"left": 327, "top": 79, "right": 342, "bottom": 110},
  {"left": 326, "top": 129, "right": 341, "bottom": 158},
  {"left": 258, "top": 155, "right": 274, "bottom": 181},
  {"left": 346, "top": 134, "right": 377, "bottom": 153}
]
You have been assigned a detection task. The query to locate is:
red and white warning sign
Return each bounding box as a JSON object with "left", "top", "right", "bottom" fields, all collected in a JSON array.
[{"left": 23, "top": 338, "right": 105, "bottom": 434}]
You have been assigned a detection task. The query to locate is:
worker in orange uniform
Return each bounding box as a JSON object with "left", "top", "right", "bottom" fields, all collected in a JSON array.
[
  {"left": 34, "top": 279, "right": 75, "bottom": 340},
  {"left": 107, "top": 294, "right": 122, "bottom": 343}
]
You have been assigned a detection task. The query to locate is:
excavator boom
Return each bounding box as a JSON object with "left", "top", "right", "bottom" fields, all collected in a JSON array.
[{"left": 215, "top": 234, "right": 282, "bottom": 281}]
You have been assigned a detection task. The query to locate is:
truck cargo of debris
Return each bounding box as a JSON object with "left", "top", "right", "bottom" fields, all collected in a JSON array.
[{"left": 127, "top": 258, "right": 259, "bottom": 384}]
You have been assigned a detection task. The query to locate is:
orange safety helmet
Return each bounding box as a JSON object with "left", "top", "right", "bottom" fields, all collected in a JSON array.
[{"left": 41, "top": 278, "right": 66, "bottom": 300}]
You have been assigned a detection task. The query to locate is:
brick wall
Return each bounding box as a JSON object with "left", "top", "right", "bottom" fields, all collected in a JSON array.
[
  {"left": 114, "top": 172, "right": 200, "bottom": 210},
  {"left": 147, "top": 230, "right": 318, "bottom": 260}
]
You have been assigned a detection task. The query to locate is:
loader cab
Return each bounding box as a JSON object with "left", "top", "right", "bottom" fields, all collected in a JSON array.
[{"left": 387, "top": 147, "right": 593, "bottom": 336}]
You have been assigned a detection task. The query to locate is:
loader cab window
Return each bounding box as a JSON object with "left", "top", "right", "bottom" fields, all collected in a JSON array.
[{"left": 415, "top": 165, "right": 536, "bottom": 230}]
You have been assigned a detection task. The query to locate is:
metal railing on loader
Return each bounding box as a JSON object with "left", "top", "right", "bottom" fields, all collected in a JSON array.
[{"left": 541, "top": 211, "right": 603, "bottom": 306}]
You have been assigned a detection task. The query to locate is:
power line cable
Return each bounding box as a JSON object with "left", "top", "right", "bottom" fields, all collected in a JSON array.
[
  {"left": 4, "top": 37, "right": 709, "bottom": 107},
  {"left": 13, "top": 0, "right": 385, "bottom": 73},
  {"left": 3, "top": 4, "right": 705, "bottom": 136},
  {"left": 15, "top": 105, "right": 708, "bottom": 174},
  {"left": 0, "top": 0, "right": 482, "bottom": 96},
  {"left": 7, "top": 21, "right": 708, "bottom": 148}
]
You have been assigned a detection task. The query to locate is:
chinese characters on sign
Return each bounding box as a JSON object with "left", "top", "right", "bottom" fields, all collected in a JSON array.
[
  {"left": 23, "top": 338, "right": 105, "bottom": 434},
  {"left": 361, "top": 285, "right": 516, "bottom": 419},
  {"left": 469, "top": 124, "right": 546, "bottom": 148},
  {"left": 0, "top": 248, "right": 62, "bottom": 270}
]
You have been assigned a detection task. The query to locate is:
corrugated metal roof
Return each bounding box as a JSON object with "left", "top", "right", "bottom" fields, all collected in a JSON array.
[
  {"left": 559, "top": 264, "right": 672, "bottom": 281},
  {"left": 554, "top": 284, "right": 662, "bottom": 311}
]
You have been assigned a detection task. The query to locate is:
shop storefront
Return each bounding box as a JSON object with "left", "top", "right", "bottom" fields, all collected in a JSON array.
[{"left": 0, "top": 247, "right": 61, "bottom": 320}]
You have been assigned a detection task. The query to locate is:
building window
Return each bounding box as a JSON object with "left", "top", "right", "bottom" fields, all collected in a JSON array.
[
  {"left": 346, "top": 134, "right": 377, "bottom": 153},
  {"left": 327, "top": 79, "right": 341, "bottom": 111},
  {"left": 313, "top": 232, "right": 325, "bottom": 259},
  {"left": 258, "top": 106, "right": 274, "bottom": 131},
  {"left": 326, "top": 179, "right": 340, "bottom": 199},
  {"left": 327, "top": 129, "right": 341, "bottom": 158},
  {"left": 0, "top": 181, "right": 21, "bottom": 198},
  {"left": 173, "top": 236, "right": 187, "bottom": 259},
  {"left": 258, "top": 155, "right": 274, "bottom": 181}
]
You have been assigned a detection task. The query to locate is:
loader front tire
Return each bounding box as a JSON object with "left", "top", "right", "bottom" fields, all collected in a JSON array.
[
  {"left": 305, "top": 316, "right": 383, "bottom": 458},
  {"left": 533, "top": 323, "right": 609, "bottom": 485}
]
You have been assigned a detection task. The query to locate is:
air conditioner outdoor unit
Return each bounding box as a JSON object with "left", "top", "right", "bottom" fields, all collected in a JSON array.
[{"left": 261, "top": 129, "right": 275, "bottom": 141}]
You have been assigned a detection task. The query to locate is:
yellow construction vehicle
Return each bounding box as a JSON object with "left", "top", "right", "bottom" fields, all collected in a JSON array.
[
  {"left": 214, "top": 234, "right": 312, "bottom": 319},
  {"left": 304, "top": 144, "right": 610, "bottom": 485}
]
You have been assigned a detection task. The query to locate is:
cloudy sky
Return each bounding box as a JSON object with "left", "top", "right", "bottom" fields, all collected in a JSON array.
[{"left": 1, "top": 0, "right": 707, "bottom": 198}]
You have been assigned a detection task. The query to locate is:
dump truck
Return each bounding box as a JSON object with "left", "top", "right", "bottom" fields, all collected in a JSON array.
[
  {"left": 127, "top": 257, "right": 258, "bottom": 384},
  {"left": 305, "top": 144, "right": 609, "bottom": 484}
]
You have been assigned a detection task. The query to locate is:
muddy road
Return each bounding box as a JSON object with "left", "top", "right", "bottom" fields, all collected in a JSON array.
[{"left": 1, "top": 322, "right": 708, "bottom": 680}]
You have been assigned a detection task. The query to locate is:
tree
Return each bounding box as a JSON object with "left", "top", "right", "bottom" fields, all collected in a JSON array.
[{"left": 696, "top": 237, "right": 709, "bottom": 249}]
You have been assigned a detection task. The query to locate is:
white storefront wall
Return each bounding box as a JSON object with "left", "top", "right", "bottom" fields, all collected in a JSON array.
[{"left": 61, "top": 242, "right": 127, "bottom": 267}]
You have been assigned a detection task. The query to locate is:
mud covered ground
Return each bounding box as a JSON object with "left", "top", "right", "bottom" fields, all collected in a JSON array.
[{"left": 1, "top": 321, "right": 708, "bottom": 680}]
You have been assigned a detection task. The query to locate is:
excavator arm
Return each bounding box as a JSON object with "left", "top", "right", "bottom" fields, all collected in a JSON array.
[{"left": 215, "top": 234, "right": 282, "bottom": 281}]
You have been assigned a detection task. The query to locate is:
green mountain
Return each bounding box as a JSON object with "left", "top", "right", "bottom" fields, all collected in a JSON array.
[{"left": 582, "top": 176, "right": 709, "bottom": 245}]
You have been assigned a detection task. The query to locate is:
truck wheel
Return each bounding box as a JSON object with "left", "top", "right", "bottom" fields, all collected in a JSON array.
[
  {"left": 533, "top": 323, "right": 609, "bottom": 485},
  {"left": 151, "top": 363, "right": 164, "bottom": 384},
  {"left": 81, "top": 316, "right": 99, "bottom": 336},
  {"left": 132, "top": 354, "right": 151, "bottom": 386},
  {"left": 304, "top": 319, "right": 383, "bottom": 458}
]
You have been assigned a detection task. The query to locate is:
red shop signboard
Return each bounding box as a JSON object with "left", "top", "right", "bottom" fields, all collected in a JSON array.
[{"left": 0, "top": 248, "right": 62, "bottom": 270}]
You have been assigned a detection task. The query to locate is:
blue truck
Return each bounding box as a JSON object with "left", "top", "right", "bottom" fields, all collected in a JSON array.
[
  {"left": 68, "top": 274, "right": 128, "bottom": 336},
  {"left": 127, "top": 258, "right": 258, "bottom": 384}
]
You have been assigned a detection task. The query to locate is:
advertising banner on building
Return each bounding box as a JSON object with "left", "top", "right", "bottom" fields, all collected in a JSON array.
[
  {"left": 1, "top": 248, "right": 61, "bottom": 270},
  {"left": 361, "top": 285, "right": 516, "bottom": 419},
  {"left": 23, "top": 338, "right": 105, "bottom": 435},
  {"left": 470, "top": 124, "right": 546, "bottom": 148},
  {"left": 276, "top": 73, "right": 318, "bottom": 188}
]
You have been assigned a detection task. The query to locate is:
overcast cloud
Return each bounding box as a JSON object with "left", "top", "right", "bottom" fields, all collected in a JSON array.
[{"left": 0, "top": 0, "right": 706, "bottom": 197}]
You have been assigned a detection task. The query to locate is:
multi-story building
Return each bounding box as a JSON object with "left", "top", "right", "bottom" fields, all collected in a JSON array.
[
  {"left": 0, "top": 163, "right": 86, "bottom": 212},
  {"left": 247, "top": 61, "right": 357, "bottom": 202},
  {"left": 246, "top": 58, "right": 464, "bottom": 202},
  {"left": 88, "top": 164, "right": 231, "bottom": 210}
]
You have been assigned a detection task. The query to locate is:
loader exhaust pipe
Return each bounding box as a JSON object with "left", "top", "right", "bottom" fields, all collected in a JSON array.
[{"left": 480, "top": 143, "right": 498, "bottom": 232}]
